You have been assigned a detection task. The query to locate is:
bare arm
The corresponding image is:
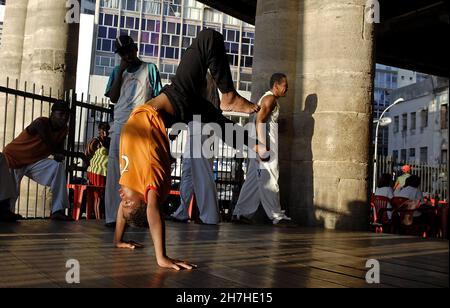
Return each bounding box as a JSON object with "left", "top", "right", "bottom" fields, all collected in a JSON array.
[
  {"left": 106, "top": 61, "right": 129, "bottom": 104},
  {"left": 113, "top": 202, "right": 144, "bottom": 249},
  {"left": 147, "top": 190, "right": 194, "bottom": 271},
  {"left": 256, "top": 96, "right": 277, "bottom": 151}
]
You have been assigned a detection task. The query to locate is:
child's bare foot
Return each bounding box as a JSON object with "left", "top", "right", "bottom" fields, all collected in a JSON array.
[
  {"left": 115, "top": 240, "right": 144, "bottom": 249},
  {"left": 220, "top": 91, "right": 260, "bottom": 114},
  {"left": 157, "top": 256, "right": 197, "bottom": 271}
]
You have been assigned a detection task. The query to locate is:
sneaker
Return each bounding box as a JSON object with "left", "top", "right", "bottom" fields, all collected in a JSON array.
[
  {"left": 272, "top": 211, "right": 292, "bottom": 225},
  {"left": 50, "top": 210, "right": 74, "bottom": 221}
]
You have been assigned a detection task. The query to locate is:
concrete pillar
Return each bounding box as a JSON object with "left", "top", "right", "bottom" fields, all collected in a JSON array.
[
  {"left": 252, "top": 0, "right": 374, "bottom": 230},
  {"left": 20, "top": 0, "right": 79, "bottom": 96},
  {"left": 0, "top": 0, "right": 28, "bottom": 84},
  {"left": 0, "top": 0, "right": 79, "bottom": 217}
]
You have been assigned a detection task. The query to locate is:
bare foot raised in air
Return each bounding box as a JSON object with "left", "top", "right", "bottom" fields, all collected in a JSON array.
[{"left": 220, "top": 91, "right": 260, "bottom": 114}]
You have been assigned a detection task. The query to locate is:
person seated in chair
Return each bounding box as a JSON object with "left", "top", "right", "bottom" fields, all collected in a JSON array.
[
  {"left": 394, "top": 175, "right": 437, "bottom": 233},
  {"left": 374, "top": 173, "right": 394, "bottom": 220}
]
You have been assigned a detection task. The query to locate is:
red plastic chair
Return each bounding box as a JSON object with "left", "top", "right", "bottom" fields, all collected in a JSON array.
[
  {"left": 67, "top": 184, "right": 105, "bottom": 221},
  {"left": 392, "top": 198, "right": 429, "bottom": 237},
  {"left": 370, "top": 195, "right": 392, "bottom": 233}
]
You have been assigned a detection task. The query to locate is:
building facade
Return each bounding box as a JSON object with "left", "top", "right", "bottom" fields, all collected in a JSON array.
[
  {"left": 82, "top": 0, "right": 96, "bottom": 14},
  {"left": 88, "top": 0, "right": 254, "bottom": 100},
  {"left": 372, "top": 64, "right": 428, "bottom": 156},
  {"left": 388, "top": 76, "right": 448, "bottom": 166}
]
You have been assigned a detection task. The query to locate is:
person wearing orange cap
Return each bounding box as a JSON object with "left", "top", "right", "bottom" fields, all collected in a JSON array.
[{"left": 394, "top": 164, "right": 411, "bottom": 190}]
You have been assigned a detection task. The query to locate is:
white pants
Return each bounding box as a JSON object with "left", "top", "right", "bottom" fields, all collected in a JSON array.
[
  {"left": 233, "top": 158, "right": 286, "bottom": 222},
  {"left": 172, "top": 121, "right": 219, "bottom": 224},
  {"left": 172, "top": 156, "right": 220, "bottom": 224},
  {"left": 0, "top": 153, "right": 16, "bottom": 203},
  {"left": 9, "top": 158, "right": 69, "bottom": 213},
  {"left": 104, "top": 127, "right": 122, "bottom": 223}
]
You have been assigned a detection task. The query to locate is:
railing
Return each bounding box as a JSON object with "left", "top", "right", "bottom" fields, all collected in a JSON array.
[
  {"left": 376, "top": 155, "right": 448, "bottom": 200},
  {"left": 1, "top": 80, "right": 248, "bottom": 219}
]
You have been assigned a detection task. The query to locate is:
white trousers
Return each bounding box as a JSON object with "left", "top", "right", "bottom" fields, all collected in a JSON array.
[
  {"left": 233, "top": 157, "right": 284, "bottom": 221},
  {"left": 105, "top": 127, "right": 122, "bottom": 223},
  {"left": 9, "top": 158, "right": 69, "bottom": 213},
  {"left": 172, "top": 156, "right": 220, "bottom": 224}
]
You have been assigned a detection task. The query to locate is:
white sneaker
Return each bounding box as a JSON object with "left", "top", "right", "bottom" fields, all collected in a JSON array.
[{"left": 272, "top": 211, "right": 292, "bottom": 224}]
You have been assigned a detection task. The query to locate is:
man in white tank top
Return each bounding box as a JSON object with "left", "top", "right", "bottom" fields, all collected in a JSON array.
[
  {"left": 104, "top": 35, "right": 162, "bottom": 227},
  {"left": 233, "top": 73, "right": 292, "bottom": 225}
]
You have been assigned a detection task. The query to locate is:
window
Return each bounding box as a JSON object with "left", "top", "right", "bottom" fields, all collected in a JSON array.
[
  {"left": 394, "top": 116, "right": 399, "bottom": 133},
  {"left": 410, "top": 112, "right": 416, "bottom": 130},
  {"left": 420, "top": 109, "right": 428, "bottom": 128},
  {"left": 442, "top": 150, "right": 448, "bottom": 164},
  {"left": 402, "top": 113, "right": 407, "bottom": 132},
  {"left": 409, "top": 148, "right": 416, "bottom": 161},
  {"left": 392, "top": 150, "right": 398, "bottom": 162},
  {"left": 441, "top": 104, "right": 448, "bottom": 129},
  {"left": 400, "top": 149, "right": 407, "bottom": 162},
  {"left": 420, "top": 147, "right": 428, "bottom": 164}
]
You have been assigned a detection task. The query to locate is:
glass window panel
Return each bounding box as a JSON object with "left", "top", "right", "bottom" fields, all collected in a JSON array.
[
  {"left": 167, "top": 22, "right": 176, "bottom": 34},
  {"left": 130, "top": 30, "right": 138, "bottom": 41},
  {"left": 141, "top": 31, "right": 150, "bottom": 43},
  {"left": 104, "top": 14, "right": 113, "bottom": 26},
  {"left": 98, "top": 26, "right": 107, "bottom": 38},
  {"left": 162, "top": 34, "right": 170, "bottom": 45},
  {"left": 108, "top": 27, "right": 117, "bottom": 39},
  {"left": 113, "top": 15, "right": 118, "bottom": 27},
  {"left": 151, "top": 33, "right": 159, "bottom": 44},
  {"left": 102, "top": 39, "right": 112, "bottom": 52},
  {"left": 147, "top": 19, "right": 155, "bottom": 32},
  {"left": 165, "top": 47, "right": 174, "bottom": 58},
  {"left": 182, "top": 37, "right": 191, "bottom": 48},
  {"left": 145, "top": 44, "right": 154, "bottom": 56},
  {"left": 126, "top": 17, "right": 134, "bottom": 29},
  {"left": 171, "top": 35, "right": 179, "bottom": 47}
]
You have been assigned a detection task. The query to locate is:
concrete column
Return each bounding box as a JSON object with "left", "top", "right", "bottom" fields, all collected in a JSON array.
[
  {"left": 0, "top": 0, "right": 28, "bottom": 84},
  {"left": 20, "top": 0, "right": 79, "bottom": 96},
  {"left": 252, "top": 0, "right": 374, "bottom": 230}
]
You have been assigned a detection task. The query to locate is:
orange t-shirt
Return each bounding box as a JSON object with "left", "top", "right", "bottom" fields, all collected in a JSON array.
[
  {"left": 119, "top": 105, "right": 172, "bottom": 204},
  {"left": 3, "top": 117, "right": 68, "bottom": 169}
]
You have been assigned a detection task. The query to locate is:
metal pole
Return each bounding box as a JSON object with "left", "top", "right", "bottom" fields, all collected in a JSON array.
[{"left": 372, "top": 97, "right": 404, "bottom": 193}]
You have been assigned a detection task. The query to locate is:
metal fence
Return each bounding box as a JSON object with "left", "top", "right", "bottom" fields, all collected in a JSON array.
[
  {"left": 1, "top": 80, "right": 248, "bottom": 220},
  {"left": 376, "top": 155, "right": 448, "bottom": 200}
]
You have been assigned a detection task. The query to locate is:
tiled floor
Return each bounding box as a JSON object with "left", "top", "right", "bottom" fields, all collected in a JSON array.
[{"left": 0, "top": 220, "right": 448, "bottom": 288}]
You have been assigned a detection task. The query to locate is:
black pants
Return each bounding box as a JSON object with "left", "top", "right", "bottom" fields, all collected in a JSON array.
[{"left": 162, "top": 29, "right": 254, "bottom": 148}]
